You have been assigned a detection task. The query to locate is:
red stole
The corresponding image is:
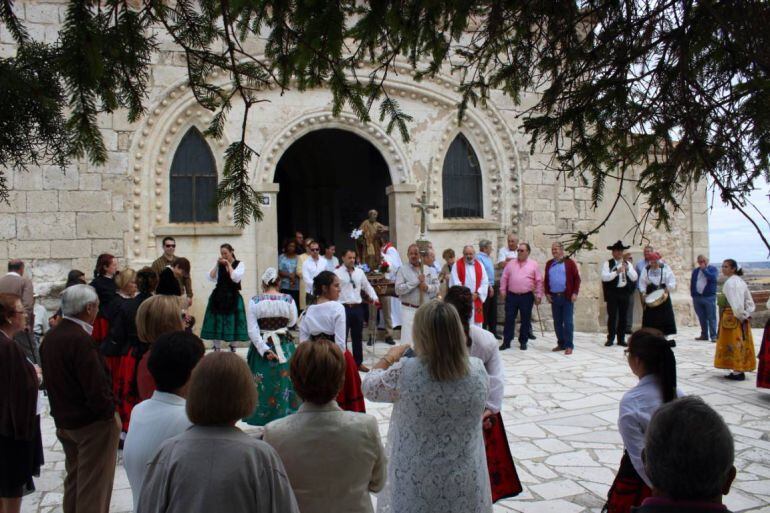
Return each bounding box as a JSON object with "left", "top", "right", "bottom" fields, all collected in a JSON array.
[
  {"left": 457, "top": 260, "right": 484, "bottom": 323},
  {"left": 381, "top": 242, "right": 394, "bottom": 255}
]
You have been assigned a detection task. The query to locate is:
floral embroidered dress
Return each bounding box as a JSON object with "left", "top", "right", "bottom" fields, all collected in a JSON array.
[
  {"left": 362, "top": 356, "right": 492, "bottom": 513},
  {"left": 243, "top": 293, "right": 300, "bottom": 426},
  {"left": 715, "top": 275, "right": 756, "bottom": 372}
]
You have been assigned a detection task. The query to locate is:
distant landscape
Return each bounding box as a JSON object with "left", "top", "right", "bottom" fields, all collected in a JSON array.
[{"left": 742, "top": 261, "right": 770, "bottom": 270}]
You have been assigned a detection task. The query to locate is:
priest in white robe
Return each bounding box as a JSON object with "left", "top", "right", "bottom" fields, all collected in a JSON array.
[{"left": 379, "top": 239, "right": 402, "bottom": 343}]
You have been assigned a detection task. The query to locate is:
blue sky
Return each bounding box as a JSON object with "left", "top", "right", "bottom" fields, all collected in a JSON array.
[{"left": 708, "top": 179, "right": 770, "bottom": 263}]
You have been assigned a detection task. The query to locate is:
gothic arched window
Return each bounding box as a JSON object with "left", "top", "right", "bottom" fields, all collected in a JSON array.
[
  {"left": 442, "top": 134, "right": 483, "bottom": 218},
  {"left": 169, "top": 128, "right": 218, "bottom": 223}
]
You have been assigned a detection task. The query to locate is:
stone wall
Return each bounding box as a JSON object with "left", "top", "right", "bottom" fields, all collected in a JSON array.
[{"left": 0, "top": 1, "right": 709, "bottom": 331}]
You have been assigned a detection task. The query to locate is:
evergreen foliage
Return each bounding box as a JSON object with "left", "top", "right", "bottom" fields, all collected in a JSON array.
[{"left": 1, "top": 0, "right": 768, "bottom": 252}]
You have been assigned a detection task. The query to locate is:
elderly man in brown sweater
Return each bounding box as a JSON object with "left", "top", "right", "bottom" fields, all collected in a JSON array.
[{"left": 40, "top": 284, "right": 120, "bottom": 513}]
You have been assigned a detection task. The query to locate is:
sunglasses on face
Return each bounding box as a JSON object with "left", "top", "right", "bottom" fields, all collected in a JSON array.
[{"left": 310, "top": 248, "right": 320, "bottom": 252}]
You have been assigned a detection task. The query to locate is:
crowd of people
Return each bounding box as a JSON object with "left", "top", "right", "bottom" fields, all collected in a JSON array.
[{"left": 0, "top": 230, "right": 767, "bottom": 513}]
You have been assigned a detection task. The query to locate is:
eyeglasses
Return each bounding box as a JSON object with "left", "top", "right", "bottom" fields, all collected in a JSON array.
[
  {"left": 310, "top": 248, "right": 320, "bottom": 252},
  {"left": 165, "top": 244, "right": 176, "bottom": 248}
]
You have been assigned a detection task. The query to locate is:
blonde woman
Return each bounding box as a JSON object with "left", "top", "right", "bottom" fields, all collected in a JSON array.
[
  {"left": 102, "top": 267, "right": 138, "bottom": 434},
  {"left": 135, "top": 295, "right": 186, "bottom": 400},
  {"left": 362, "top": 300, "right": 491, "bottom": 513}
]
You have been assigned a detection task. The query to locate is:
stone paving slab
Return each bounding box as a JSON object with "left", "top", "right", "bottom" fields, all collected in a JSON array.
[{"left": 21, "top": 326, "right": 770, "bottom": 513}]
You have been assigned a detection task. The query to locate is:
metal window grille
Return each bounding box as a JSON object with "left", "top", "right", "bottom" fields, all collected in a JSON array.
[
  {"left": 442, "top": 134, "right": 483, "bottom": 218},
  {"left": 169, "top": 128, "right": 218, "bottom": 223}
]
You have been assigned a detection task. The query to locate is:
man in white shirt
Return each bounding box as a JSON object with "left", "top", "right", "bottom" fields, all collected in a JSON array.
[
  {"left": 496, "top": 234, "right": 519, "bottom": 270},
  {"left": 395, "top": 244, "right": 439, "bottom": 344},
  {"left": 450, "top": 245, "right": 489, "bottom": 327},
  {"left": 301, "top": 241, "right": 326, "bottom": 305},
  {"left": 322, "top": 243, "right": 339, "bottom": 271},
  {"left": 335, "top": 250, "right": 379, "bottom": 371},
  {"left": 379, "top": 238, "right": 402, "bottom": 344},
  {"left": 124, "top": 331, "right": 205, "bottom": 512},
  {"left": 601, "top": 240, "right": 638, "bottom": 347}
]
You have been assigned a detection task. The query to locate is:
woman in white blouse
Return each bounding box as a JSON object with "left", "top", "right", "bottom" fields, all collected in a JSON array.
[
  {"left": 299, "top": 270, "right": 365, "bottom": 412},
  {"left": 200, "top": 243, "right": 247, "bottom": 352},
  {"left": 714, "top": 259, "right": 756, "bottom": 381},
  {"left": 638, "top": 252, "right": 677, "bottom": 345},
  {"left": 605, "top": 328, "right": 681, "bottom": 513},
  {"left": 443, "top": 286, "right": 522, "bottom": 502},
  {"left": 362, "top": 300, "right": 491, "bottom": 513},
  {"left": 243, "top": 267, "right": 299, "bottom": 426}
]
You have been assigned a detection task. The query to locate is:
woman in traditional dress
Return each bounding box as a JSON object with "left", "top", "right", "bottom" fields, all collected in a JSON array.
[
  {"left": 757, "top": 297, "right": 770, "bottom": 389},
  {"left": 715, "top": 259, "right": 756, "bottom": 381},
  {"left": 444, "top": 286, "right": 521, "bottom": 502},
  {"left": 102, "top": 268, "right": 137, "bottom": 435},
  {"left": 0, "top": 294, "right": 43, "bottom": 513},
  {"left": 243, "top": 268, "right": 300, "bottom": 426},
  {"left": 109, "top": 267, "right": 156, "bottom": 435},
  {"left": 201, "top": 243, "right": 248, "bottom": 352},
  {"left": 299, "top": 270, "right": 365, "bottom": 413},
  {"left": 362, "top": 300, "right": 491, "bottom": 513},
  {"left": 605, "top": 328, "right": 681, "bottom": 513},
  {"left": 89, "top": 253, "right": 118, "bottom": 344},
  {"left": 638, "top": 252, "right": 677, "bottom": 346},
  {"left": 278, "top": 239, "right": 301, "bottom": 307}
]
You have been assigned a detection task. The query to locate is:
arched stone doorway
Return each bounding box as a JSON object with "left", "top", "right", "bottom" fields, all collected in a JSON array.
[{"left": 274, "top": 128, "right": 392, "bottom": 252}]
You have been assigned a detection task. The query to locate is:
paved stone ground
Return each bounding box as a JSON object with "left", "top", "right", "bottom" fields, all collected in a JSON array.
[{"left": 22, "top": 326, "right": 770, "bottom": 513}]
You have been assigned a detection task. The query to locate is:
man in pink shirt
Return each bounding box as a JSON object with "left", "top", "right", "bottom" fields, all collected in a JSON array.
[{"left": 499, "top": 242, "right": 543, "bottom": 350}]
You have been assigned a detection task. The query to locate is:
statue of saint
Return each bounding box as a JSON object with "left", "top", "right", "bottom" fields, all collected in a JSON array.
[{"left": 359, "top": 209, "right": 388, "bottom": 270}]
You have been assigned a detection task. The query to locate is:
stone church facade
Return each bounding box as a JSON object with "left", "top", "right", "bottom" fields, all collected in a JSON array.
[{"left": 0, "top": 2, "right": 709, "bottom": 331}]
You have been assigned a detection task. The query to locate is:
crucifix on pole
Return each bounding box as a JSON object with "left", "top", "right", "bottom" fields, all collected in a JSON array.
[{"left": 412, "top": 188, "right": 438, "bottom": 241}]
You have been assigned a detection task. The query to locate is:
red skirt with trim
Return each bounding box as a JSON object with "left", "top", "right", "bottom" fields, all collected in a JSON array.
[
  {"left": 104, "top": 353, "right": 140, "bottom": 432},
  {"left": 484, "top": 413, "right": 523, "bottom": 502},
  {"left": 757, "top": 320, "right": 770, "bottom": 389},
  {"left": 336, "top": 350, "right": 366, "bottom": 413},
  {"left": 91, "top": 316, "right": 110, "bottom": 344},
  {"left": 604, "top": 451, "right": 652, "bottom": 513}
]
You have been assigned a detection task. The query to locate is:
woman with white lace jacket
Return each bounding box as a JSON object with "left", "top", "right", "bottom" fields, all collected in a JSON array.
[{"left": 362, "top": 300, "right": 491, "bottom": 513}]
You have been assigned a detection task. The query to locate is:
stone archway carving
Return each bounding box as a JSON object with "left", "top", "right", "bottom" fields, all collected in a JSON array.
[{"left": 126, "top": 62, "right": 524, "bottom": 261}]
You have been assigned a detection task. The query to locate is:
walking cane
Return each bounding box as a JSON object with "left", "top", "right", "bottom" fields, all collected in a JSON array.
[{"left": 535, "top": 302, "right": 545, "bottom": 336}]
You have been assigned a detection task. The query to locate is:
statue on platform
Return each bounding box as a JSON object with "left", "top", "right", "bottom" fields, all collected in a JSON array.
[{"left": 359, "top": 209, "right": 388, "bottom": 270}]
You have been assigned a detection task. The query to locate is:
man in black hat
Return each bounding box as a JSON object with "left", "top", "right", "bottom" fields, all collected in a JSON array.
[{"left": 601, "top": 241, "right": 638, "bottom": 346}]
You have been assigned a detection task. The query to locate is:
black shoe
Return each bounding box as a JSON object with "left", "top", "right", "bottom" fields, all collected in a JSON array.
[
  {"left": 384, "top": 337, "right": 396, "bottom": 345},
  {"left": 520, "top": 343, "right": 528, "bottom": 350},
  {"left": 669, "top": 340, "right": 676, "bottom": 347},
  {"left": 366, "top": 339, "right": 374, "bottom": 347},
  {"left": 494, "top": 334, "right": 503, "bottom": 341},
  {"left": 695, "top": 336, "right": 708, "bottom": 341},
  {"left": 604, "top": 340, "right": 614, "bottom": 347},
  {"left": 618, "top": 341, "right": 628, "bottom": 347},
  {"left": 230, "top": 345, "right": 237, "bottom": 353},
  {"left": 528, "top": 333, "right": 537, "bottom": 340},
  {"left": 726, "top": 372, "right": 746, "bottom": 381},
  {"left": 499, "top": 343, "right": 511, "bottom": 351}
]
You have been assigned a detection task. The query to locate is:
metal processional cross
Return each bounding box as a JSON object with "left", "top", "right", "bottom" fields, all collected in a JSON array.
[{"left": 412, "top": 189, "right": 438, "bottom": 241}]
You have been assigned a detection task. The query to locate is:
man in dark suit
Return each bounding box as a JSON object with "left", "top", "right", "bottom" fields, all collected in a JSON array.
[
  {"left": 0, "top": 259, "right": 37, "bottom": 362},
  {"left": 40, "top": 284, "right": 120, "bottom": 513}
]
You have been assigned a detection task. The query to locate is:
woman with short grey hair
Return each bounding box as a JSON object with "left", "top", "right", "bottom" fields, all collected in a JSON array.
[{"left": 362, "top": 300, "right": 491, "bottom": 513}]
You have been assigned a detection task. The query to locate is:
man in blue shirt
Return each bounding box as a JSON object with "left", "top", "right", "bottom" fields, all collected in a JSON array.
[
  {"left": 477, "top": 240, "right": 499, "bottom": 338},
  {"left": 690, "top": 254, "right": 719, "bottom": 341}
]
